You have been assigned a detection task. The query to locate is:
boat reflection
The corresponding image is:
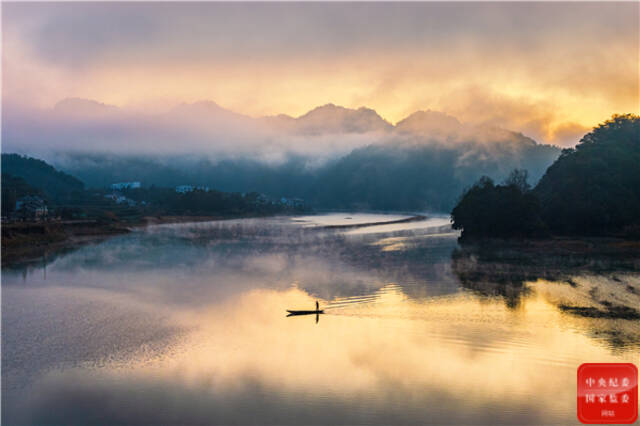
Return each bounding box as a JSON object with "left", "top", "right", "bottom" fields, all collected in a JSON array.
[
  {"left": 2, "top": 215, "right": 639, "bottom": 424},
  {"left": 286, "top": 310, "right": 324, "bottom": 323},
  {"left": 287, "top": 302, "right": 325, "bottom": 323}
]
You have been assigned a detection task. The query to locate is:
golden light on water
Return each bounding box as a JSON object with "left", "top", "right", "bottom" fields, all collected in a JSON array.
[
  {"left": 89, "top": 279, "right": 637, "bottom": 420},
  {"left": 4, "top": 216, "right": 639, "bottom": 424}
]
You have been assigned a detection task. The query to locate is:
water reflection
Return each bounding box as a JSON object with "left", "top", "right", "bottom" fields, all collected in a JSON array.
[
  {"left": 2, "top": 214, "right": 639, "bottom": 425},
  {"left": 286, "top": 301, "right": 324, "bottom": 323},
  {"left": 286, "top": 311, "right": 323, "bottom": 324}
]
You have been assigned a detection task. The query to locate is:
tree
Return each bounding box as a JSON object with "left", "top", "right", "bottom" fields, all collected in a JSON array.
[
  {"left": 1, "top": 154, "right": 84, "bottom": 201},
  {"left": 1, "top": 174, "right": 41, "bottom": 216},
  {"left": 451, "top": 114, "right": 640, "bottom": 239},
  {"left": 451, "top": 172, "right": 545, "bottom": 240},
  {"left": 503, "top": 169, "right": 530, "bottom": 192},
  {"left": 534, "top": 114, "right": 640, "bottom": 235}
]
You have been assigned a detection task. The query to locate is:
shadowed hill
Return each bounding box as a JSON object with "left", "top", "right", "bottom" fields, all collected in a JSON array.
[
  {"left": 53, "top": 137, "right": 559, "bottom": 212},
  {"left": 534, "top": 114, "right": 640, "bottom": 235},
  {"left": 451, "top": 114, "right": 640, "bottom": 239},
  {"left": 4, "top": 101, "right": 561, "bottom": 212},
  {"left": 1, "top": 154, "right": 84, "bottom": 200}
]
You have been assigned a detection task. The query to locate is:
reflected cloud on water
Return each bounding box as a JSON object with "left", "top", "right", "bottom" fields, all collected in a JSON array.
[{"left": 2, "top": 215, "right": 640, "bottom": 424}]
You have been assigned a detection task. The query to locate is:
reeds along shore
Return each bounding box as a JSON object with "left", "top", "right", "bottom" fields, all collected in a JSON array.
[{"left": 1, "top": 220, "right": 131, "bottom": 266}]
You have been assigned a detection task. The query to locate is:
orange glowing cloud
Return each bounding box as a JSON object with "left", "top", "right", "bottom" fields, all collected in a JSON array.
[{"left": 2, "top": 2, "right": 638, "bottom": 146}]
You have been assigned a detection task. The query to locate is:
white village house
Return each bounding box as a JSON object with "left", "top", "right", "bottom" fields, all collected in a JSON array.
[{"left": 111, "top": 181, "right": 141, "bottom": 190}]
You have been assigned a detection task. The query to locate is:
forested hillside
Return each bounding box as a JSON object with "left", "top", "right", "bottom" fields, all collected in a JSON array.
[
  {"left": 451, "top": 114, "right": 640, "bottom": 239},
  {"left": 53, "top": 139, "right": 559, "bottom": 212},
  {"left": 2, "top": 154, "right": 84, "bottom": 200},
  {"left": 534, "top": 114, "right": 640, "bottom": 235}
]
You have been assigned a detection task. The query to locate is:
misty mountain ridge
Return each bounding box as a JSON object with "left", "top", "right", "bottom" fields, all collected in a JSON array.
[
  {"left": 1, "top": 153, "right": 84, "bottom": 201},
  {"left": 30, "top": 97, "right": 547, "bottom": 143},
  {"left": 46, "top": 141, "right": 559, "bottom": 212},
  {"left": 396, "top": 110, "right": 462, "bottom": 137},
  {"left": 4, "top": 97, "right": 559, "bottom": 164},
  {"left": 4, "top": 97, "right": 563, "bottom": 211},
  {"left": 168, "top": 101, "right": 252, "bottom": 124},
  {"left": 53, "top": 98, "right": 122, "bottom": 117},
  {"left": 282, "top": 103, "right": 393, "bottom": 135}
]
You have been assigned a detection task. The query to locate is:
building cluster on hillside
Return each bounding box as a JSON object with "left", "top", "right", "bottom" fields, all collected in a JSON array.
[
  {"left": 280, "top": 197, "right": 305, "bottom": 209},
  {"left": 175, "top": 185, "right": 211, "bottom": 193},
  {"left": 110, "top": 181, "right": 141, "bottom": 190},
  {"left": 104, "top": 182, "right": 144, "bottom": 207},
  {"left": 6, "top": 195, "right": 49, "bottom": 221},
  {"left": 241, "top": 192, "right": 306, "bottom": 209},
  {"left": 104, "top": 192, "right": 138, "bottom": 207},
  {"left": 254, "top": 193, "right": 271, "bottom": 204}
]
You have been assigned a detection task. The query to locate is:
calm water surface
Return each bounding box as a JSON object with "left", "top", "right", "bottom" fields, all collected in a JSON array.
[{"left": 2, "top": 214, "right": 639, "bottom": 425}]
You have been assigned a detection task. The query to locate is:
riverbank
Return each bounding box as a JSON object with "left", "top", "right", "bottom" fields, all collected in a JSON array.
[
  {"left": 1, "top": 213, "right": 292, "bottom": 267},
  {"left": 319, "top": 214, "right": 426, "bottom": 230},
  {"left": 456, "top": 236, "right": 640, "bottom": 260},
  {"left": 1, "top": 220, "right": 132, "bottom": 266},
  {"left": 452, "top": 236, "right": 640, "bottom": 322}
]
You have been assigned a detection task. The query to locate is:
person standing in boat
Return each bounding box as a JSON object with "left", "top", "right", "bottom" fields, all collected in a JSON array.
[{"left": 316, "top": 301, "right": 319, "bottom": 311}]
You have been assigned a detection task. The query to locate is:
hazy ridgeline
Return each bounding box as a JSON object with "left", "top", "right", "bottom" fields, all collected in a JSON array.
[
  {"left": 50, "top": 141, "right": 558, "bottom": 212},
  {"left": 451, "top": 114, "right": 640, "bottom": 238},
  {"left": 4, "top": 101, "right": 560, "bottom": 212}
]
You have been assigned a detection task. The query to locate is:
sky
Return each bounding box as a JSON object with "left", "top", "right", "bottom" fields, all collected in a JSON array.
[{"left": 2, "top": 2, "right": 639, "bottom": 147}]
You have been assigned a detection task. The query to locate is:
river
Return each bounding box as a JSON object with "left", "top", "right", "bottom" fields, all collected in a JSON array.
[{"left": 2, "top": 213, "right": 639, "bottom": 425}]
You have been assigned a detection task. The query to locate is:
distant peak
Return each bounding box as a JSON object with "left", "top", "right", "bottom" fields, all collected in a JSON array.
[
  {"left": 298, "top": 103, "right": 383, "bottom": 119},
  {"left": 274, "top": 113, "right": 295, "bottom": 119},
  {"left": 53, "top": 98, "right": 119, "bottom": 114},
  {"left": 292, "top": 103, "right": 392, "bottom": 134},
  {"left": 395, "top": 110, "right": 463, "bottom": 135},
  {"left": 171, "top": 100, "right": 224, "bottom": 112},
  {"left": 190, "top": 100, "right": 222, "bottom": 109},
  {"left": 398, "top": 109, "right": 461, "bottom": 124},
  {"left": 168, "top": 100, "right": 252, "bottom": 122},
  {"left": 299, "top": 103, "right": 344, "bottom": 117}
]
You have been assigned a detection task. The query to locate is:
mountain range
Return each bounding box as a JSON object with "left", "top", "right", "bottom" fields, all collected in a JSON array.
[
  {"left": 48, "top": 97, "right": 537, "bottom": 143},
  {"left": 4, "top": 98, "right": 563, "bottom": 211}
]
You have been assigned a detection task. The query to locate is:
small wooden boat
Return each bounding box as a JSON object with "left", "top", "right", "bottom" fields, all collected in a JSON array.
[{"left": 286, "top": 309, "right": 324, "bottom": 315}]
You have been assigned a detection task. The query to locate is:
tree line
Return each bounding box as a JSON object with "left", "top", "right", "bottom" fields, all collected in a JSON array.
[{"left": 451, "top": 114, "right": 640, "bottom": 239}]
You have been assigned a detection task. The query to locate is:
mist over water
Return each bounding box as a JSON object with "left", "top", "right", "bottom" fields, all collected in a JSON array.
[
  {"left": 2, "top": 99, "right": 563, "bottom": 213},
  {"left": 3, "top": 2, "right": 638, "bottom": 423},
  {"left": 3, "top": 214, "right": 639, "bottom": 425}
]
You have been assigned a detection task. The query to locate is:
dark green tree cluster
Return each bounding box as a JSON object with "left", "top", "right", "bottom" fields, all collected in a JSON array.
[
  {"left": 534, "top": 114, "right": 640, "bottom": 235},
  {"left": 1, "top": 154, "right": 299, "bottom": 221},
  {"left": 451, "top": 170, "right": 545, "bottom": 240},
  {"left": 451, "top": 114, "right": 640, "bottom": 239},
  {"left": 1, "top": 154, "right": 84, "bottom": 201},
  {"left": 1, "top": 174, "right": 41, "bottom": 216},
  {"left": 123, "top": 187, "right": 293, "bottom": 217},
  {"left": 54, "top": 138, "right": 560, "bottom": 212}
]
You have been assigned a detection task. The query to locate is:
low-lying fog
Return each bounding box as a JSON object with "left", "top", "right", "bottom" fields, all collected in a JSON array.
[{"left": 3, "top": 214, "right": 639, "bottom": 425}]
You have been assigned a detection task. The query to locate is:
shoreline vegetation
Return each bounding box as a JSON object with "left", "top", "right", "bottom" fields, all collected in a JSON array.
[
  {"left": 2, "top": 220, "right": 130, "bottom": 266},
  {"left": 1, "top": 214, "right": 432, "bottom": 266},
  {"left": 319, "top": 214, "right": 426, "bottom": 230},
  {"left": 452, "top": 239, "right": 640, "bottom": 325},
  {"left": 451, "top": 114, "right": 640, "bottom": 241},
  {"left": 1, "top": 153, "right": 308, "bottom": 265},
  {"left": 1, "top": 213, "right": 288, "bottom": 267},
  {"left": 3, "top": 114, "right": 639, "bottom": 266}
]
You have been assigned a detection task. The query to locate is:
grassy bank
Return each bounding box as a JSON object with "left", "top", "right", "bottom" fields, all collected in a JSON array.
[
  {"left": 1, "top": 213, "right": 289, "bottom": 266},
  {"left": 1, "top": 221, "right": 131, "bottom": 266}
]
